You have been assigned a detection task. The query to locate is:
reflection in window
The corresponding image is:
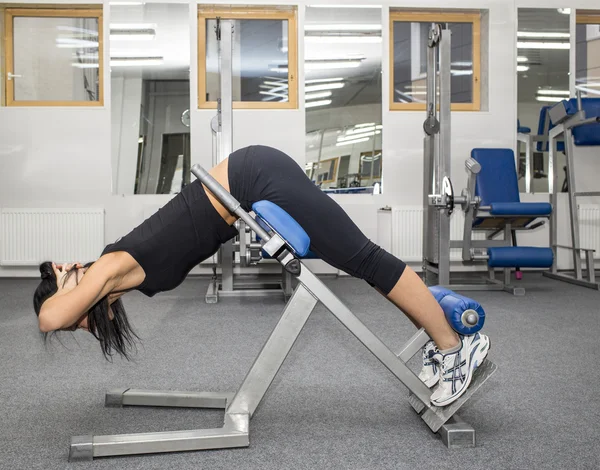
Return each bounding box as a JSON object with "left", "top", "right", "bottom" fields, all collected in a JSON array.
[
  {"left": 5, "top": 9, "right": 103, "bottom": 105},
  {"left": 576, "top": 14, "right": 600, "bottom": 97},
  {"left": 304, "top": 5, "right": 383, "bottom": 195},
  {"left": 110, "top": 3, "right": 191, "bottom": 195},
  {"left": 390, "top": 11, "right": 481, "bottom": 111}
]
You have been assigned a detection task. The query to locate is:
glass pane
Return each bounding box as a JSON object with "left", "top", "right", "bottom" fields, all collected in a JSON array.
[
  {"left": 392, "top": 21, "right": 474, "bottom": 104},
  {"left": 304, "top": 5, "right": 383, "bottom": 195},
  {"left": 205, "top": 19, "right": 289, "bottom": 102},
  {"left": 576, "top": 21, "right": 600, "bottom": 97},
  {"left": 12, "top": 16, "right": 100, "bottom": 102},
  {"left": 517, "top": 8, "right": 570, "bottom": 193},
  {"left": 110, "top": 3, "right": 191, "bottom": 195}
]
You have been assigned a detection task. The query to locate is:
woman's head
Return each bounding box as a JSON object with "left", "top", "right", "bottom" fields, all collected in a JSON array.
[{"left": 33, "top": 261, "right": 139, "bottom": 361}]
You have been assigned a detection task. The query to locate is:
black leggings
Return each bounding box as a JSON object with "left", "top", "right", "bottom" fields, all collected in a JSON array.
[{"left": 228, "top": 145, "right": 407, "bottom": 295}]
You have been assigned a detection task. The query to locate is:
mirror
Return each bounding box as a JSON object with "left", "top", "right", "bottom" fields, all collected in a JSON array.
[
  {"left": 110, "top": 3, "right": 191, "bottom": 195},
  {"left": 576, "top": 11, "right": 600, "bottom": 97},
  {"left": 516, "top": 8, "right": 570, "bottom": 193},
  {"left": 304, "top": 5, "right": 383, "bottom": 194}
]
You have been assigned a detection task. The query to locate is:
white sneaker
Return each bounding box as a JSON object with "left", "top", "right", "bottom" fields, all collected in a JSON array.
[
  {"left": 430, "top": 333, "right": 491, "bottom": 407},
  {"left": 418, "top": 340, "right": 440, "bottom": 388}
]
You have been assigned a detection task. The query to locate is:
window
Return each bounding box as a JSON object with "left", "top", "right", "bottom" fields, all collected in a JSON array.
[
  {"left": 3, "top": 7, "right": 103, "bottom": 106},
  {"left": 576, "top": 12, "right": 600, "bottom": 97},
  {"left": 389, "top": 10, "right": 481, "bottom": 111},
  {"left": 198, "top": 5, "right": 298, "bottom": 109}
]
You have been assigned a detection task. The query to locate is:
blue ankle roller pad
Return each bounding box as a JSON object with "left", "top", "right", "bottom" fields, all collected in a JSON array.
[
  {"left": 429, "top": 286, "right": 485, "bottom": 336},
  {"left": 487, "top": 246, "right": 554, "bottom": 268},
  {"left": 560, "top": 98, "right": 600, "bottom": 146},
  {"left": 252, "top": 200, "right": 311, "bottom": 258}
]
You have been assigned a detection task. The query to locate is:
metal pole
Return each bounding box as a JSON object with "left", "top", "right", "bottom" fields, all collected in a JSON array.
[{"left": 218, "top": 19, "right": 234, "bottom": 163}]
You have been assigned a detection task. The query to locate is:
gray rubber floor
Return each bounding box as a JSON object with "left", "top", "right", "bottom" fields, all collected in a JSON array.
[{"left": 1, "top": 273, "right": 599, "bottom": 470}]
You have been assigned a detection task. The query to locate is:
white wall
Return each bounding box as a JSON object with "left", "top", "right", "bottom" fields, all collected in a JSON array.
[{"left": 1, "top": 0, "right": 600, "bottom": 280}]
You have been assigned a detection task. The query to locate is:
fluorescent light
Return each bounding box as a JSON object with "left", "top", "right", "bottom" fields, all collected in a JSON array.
[
  {"left": 305, "top": 91, "right": 332, "bottom": 100},
  {"left": 535, "top": 96, "right": 564, "bottom": 103},
  {"left": 336, "top": 137, "right": 370, "bottom": 146},
  {"left": 110, "top": 57, "right": 163, "bottom": 67},
  {"left": 537, "top": 89, "right": 570, "bottom": 96},
  {"left": 451, "top": 70, "right": 473, "bottom": 76},
  {"left": 557, "top": 8, "right": 571, "bottom": 15},
  {"left": 56, "top": 38, "right": 99, "bottom": 48},
  {"left": 72, "top": 63, "right": 99, "bottom": 68},
  {"left": 517, "top": 31, "right": 570, "bottom": 39},
  {"left": 305, "top": 77, "right": 344, "bottom": 84},
  {"left": 517, "top": 56, "right": 528, "bottom": 62},
  {"left": 306, "top": 99, "right": 332, "bottom": 108},
  {"left": 263, "top": 81, "right": 288, "bottom": 88},
  {"left": 355, "top": 122, "right": 375, "bottom": 128},
  {"left": 404, "top": 91, "right": 427, "bottom": 96},
  {"left": 346, "top": 126, "right": 376, "bottom": 135},
  {"left": 517, "top": 42, "right": 570, "bottom": 49},
  {"left": 517, "top": 65, "right": 530, "bottom": 72},
  {"left": 306, "top": 60, "right": 362, "bottom": 70},
  {"left": 309, "top": 5, "right": 382, "bottom": 8},
  {"left": 305, "top": 24, "right": 381, "bottom": 31},
  {"left": 338, "top": 131, "right": 380, "bottom": 142},
  {"left": 305, "top": 36, "right": 382, "bottom": 44},
  {"left": 451, "top": 61, "right": 473, "bottom": 67},
  {"left": 260, "top": 91, "right": 288, "bottom": 99},
  {"left": 138, "top": 137, "right": 144, "bottom": 143},
  {"left": 57, "top": 26, "right": 98, "bottom": 36},
  {"left": 305, "top": 83, "right": 345, "bottom": 92},
  {"left": 110, "top": 23, "right": 156, "bottom": 41}
]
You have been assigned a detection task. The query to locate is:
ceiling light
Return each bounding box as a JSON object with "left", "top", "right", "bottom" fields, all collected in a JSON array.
[
  {"left": 57, "top": 26, "right": 98, "bottom": 36},
  {"left": 305, "top": 24, "right": 381, "bottom": 31},
  {"left": 451, "top": 61, "right": 473, "bottom": 67},
  {"left": 517, "top": 42, "right": 570, "bottom": 49},
  {"left": 346, "top": 126, "right": 376, "bottom": 135},
  {"left": 305, "top": 77, "right": 344, "bottom": 84},
  {"left": 263, "top": 81, "right": 288, "bottom": 88},
  {"left": 537, "top": 89, "right": 570, "bottom": 96},
  {"left": 305, "top": 83, "right": 345, "bottom": 92},
  {"left": 338, "top": 131, "right": 380, "bottom": 142},
  {"left": 355, "top": 122, "right": 375, "bottom": 128},
  {"left": 517, "top": 65, "right": 530, "bottom": 72},
  {"left": 72, "top": 63, "right": 99, "bottom": 68},
  {"left": 260, "top": 91, "right": 288, "bottom": 99},
  {"left": 306, "top": 99, "right": 332, "bottom": 108},
  {"left": 557, "top": 8, "right": 571, "bottom": 15},
  {"left": 535, "top": 96, "right": 564, "bottom": 103},
  {"left": 305, "top": 91, "right": 333, "bottom": 100},
  {"left": 517, "top": 32, "right": 570, "bottom": 39},
  {"left": 110, "top": 57, "right": 163, "bottom": 67},
  {"left": 336, "top": 137, "right": 370, "bottom": 146},
  {"left": 56, "top": 38, "right": 99, "bottom": 48},
  {"left": 306, "top": 60, "right": 363, "bottom": 70},
  {"left": 451, "top": 70, "right": 473, "bottom": 76},
  {"left": 305, "top": 36, "right": 382, "bottom": 44},
  {"left": 110, "top": 23, "right": 156, "bottom": 40},
  {"left": 517, "top": 56, "right": 528, "bottom": 62}
]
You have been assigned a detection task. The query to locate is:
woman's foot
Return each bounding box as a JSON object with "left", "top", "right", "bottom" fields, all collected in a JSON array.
[
  {"left": 429, "top": 333, "right": 491, "bottom": 407},
  {"left": 418, "top": 340, "right": 440, "bottom": 388}
]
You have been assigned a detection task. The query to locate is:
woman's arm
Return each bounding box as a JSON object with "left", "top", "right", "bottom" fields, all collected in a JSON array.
[{"left": 38, "top": 252, "right": 143, "bottom": 332}]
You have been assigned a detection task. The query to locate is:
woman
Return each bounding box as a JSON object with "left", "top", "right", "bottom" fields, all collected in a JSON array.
[{"left": 33, "top": 145, "right": 489, "bottom": 407}]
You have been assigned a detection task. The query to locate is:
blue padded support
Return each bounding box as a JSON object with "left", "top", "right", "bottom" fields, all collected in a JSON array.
[
  {"left": 489, "top": 202, "right": 552, "bottom": 217},
  {"left": 252, "top": 200, "right": 311, "bottom": 257},
  {"left": 471, "top": 148, "right": 521, "bottom": 205},
  {"left": 262, "top": 248, "right": 320, "bottom": 260},
  {"left": 561, "top": 98, "right": 600, "bottom": 146},
  {"left": 487, "top": 247, "right": 553, "bottom": 268},
  {"left": 429, "top": 286, "right": 485, "bottom": 336},
  {"left": 517, "top": 119, "right": 531, "bottom": 134},
  {"left": 536, "top": 106, "right": 565, "bottom": 152}
]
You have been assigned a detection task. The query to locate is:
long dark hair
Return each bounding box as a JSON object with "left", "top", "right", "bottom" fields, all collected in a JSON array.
[{"left": 33, "top": 261, "right": 140, "bottom": 361}]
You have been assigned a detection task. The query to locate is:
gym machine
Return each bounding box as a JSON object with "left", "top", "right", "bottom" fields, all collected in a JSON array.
[
  {"left": 206, "top": 18, "right": 293, "bottom": 303},
  {"left": 68, "top": 161, "right": 497, "bottom": 462},
  {"left": 543, "top": 92, "right": 600, "bottom": 289},
  {"left": 422, "top": 24, "right": 553, "bottom": 294}
]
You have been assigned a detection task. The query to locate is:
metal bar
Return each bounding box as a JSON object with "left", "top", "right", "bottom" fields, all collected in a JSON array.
[
  {"left": 543, "top": 271, "right": 600, "bottom": 290},
  {"left": 227, "top": 284, "right": 318, "bottom": 416},
  {"left": 105, "top": 389, "right": 233, "bottom": 409},
  {"left": 191, "top": 164, "right": 271, "bottom": 242},
  {"left": 396, "top": 329, "right": 431, "bottom": 362},
  {"left": 221, "top": 240, "right": 235, "bottom": 291},
  {"left": 297, "top": 266, "right": 434, "bottom": 408},
  {"left": 548, "top": 125, "right": 560, "bottom": 274},
  {"left": 564, "top": 129, "right": 583, "bottom": 280},
  {"left": 574, "top": 191, "right": 600, "bottom": 197},
  {"left": 585, "top": 250, "right": 596, "bottom": 284},
  {"left": 219, "top": 19, "right": 233, "bottom": 163}
]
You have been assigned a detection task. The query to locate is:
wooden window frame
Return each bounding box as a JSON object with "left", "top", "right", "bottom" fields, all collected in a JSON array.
[
  {"left": 198, "top": 6, "right": 298, "bottom": 110},
  {"left": 3, "top": 7, "right": 104, "bottom": 107},
  {"left": 314, "top": 156, "right": 339, "bottom": 184},
  {"left": 576, "top": 12, "right": 600, "bottom": 25},
  {"left": 359, "top": 150, "right": 382, "bottom": 179},
  {"left": 389, "top": 11, "right": 481, "bottom": 112}
]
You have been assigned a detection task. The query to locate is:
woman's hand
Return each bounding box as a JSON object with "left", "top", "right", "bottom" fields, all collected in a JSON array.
[{"left": 52, "top": 262, "right": 83, "bottom": 292}]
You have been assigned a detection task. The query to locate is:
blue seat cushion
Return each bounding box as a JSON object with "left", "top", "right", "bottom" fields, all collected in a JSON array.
[
  {"left": 252, "top": 200, "right": 310, "bottom": 257},
  {"left": 471, "top": 148, "right": 520, "bottom": 206},
  {"left": 517, "top": 119, "right": 531, "bottom": 134},
  {"left": 561, "top": 98, "right": 600, "bottom": 146},
  {"left": 489, "top": 202, "right": 552, "bottom": 217},
  {"left": 487, "top": 247, "right": 554, "bottom": 268}
]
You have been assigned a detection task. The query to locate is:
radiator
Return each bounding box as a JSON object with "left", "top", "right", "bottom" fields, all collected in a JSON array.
[
  {"left": 0, "top": 209, "right": 105, "bottom": 266},
  {"left": 579, "top": 205, "right": 600, "bottom": 256}
]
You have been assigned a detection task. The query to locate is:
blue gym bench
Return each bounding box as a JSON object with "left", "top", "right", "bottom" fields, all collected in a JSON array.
[
  {"left": 451, "top": 148, "right": 554, "bottom": 295},
  {"left": 68, "top": 164, "right": 497, "bottom": 461},
  {"left": 543, "top": 95, "right": 600, "bottom": 289}
]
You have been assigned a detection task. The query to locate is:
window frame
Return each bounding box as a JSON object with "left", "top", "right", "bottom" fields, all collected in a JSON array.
[
  {"left": 197, "top": 5, "right": 298, "bottom": 110},
  {"left": 389, "top": 10, "right": 481, "bottom": 112},
  {"left": 576, "top": 12, "right": 600, "bottom": 25},
  {"left": 4, "top": 7, "right": 104, "bottom": 107}
]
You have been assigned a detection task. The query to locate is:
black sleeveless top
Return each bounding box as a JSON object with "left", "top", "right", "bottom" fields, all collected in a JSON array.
[{"left": 101, "top": 179, "right": 238, "bottom": 297}]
